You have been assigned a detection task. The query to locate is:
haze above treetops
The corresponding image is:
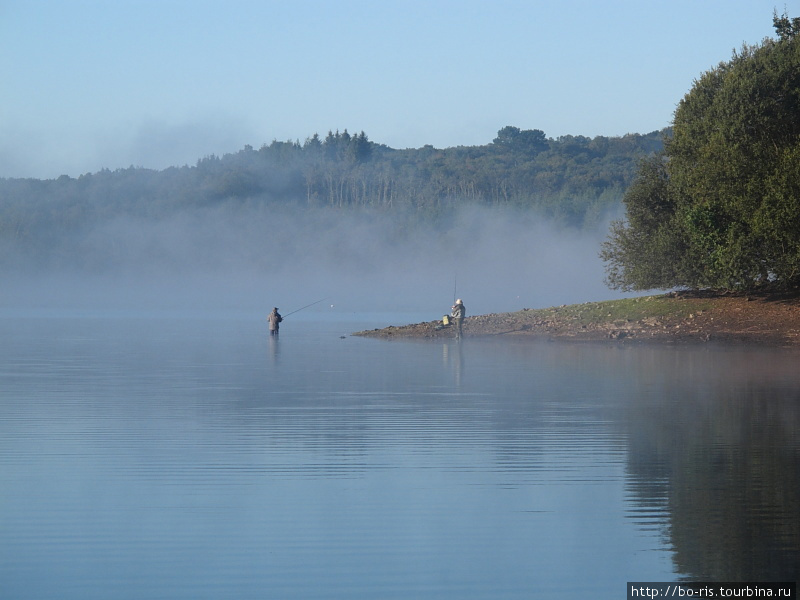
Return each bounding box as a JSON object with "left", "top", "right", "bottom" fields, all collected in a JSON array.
[{"left": 0, "top": 126, "right": 665, "bottom": 313}]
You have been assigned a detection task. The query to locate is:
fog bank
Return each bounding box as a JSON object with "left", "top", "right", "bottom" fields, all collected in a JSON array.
[{"left": 2, "top": 204, "right": 632, "bottom": 318}]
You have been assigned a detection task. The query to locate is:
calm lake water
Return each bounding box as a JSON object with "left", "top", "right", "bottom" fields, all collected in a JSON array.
[{"left": 1, "top": 311, "right": 798, "bottom": 599}]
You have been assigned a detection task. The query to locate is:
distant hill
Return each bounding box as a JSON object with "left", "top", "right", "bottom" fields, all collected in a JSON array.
[{"left": 0, "top": 127, "right": 666, "bottom": 272}]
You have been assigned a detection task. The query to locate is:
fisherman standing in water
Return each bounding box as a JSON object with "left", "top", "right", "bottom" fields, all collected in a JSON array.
[
  {"left": 451, "top": 299, "right": 465, "bottom": 339},
  {"left": 268, "top": 307, "right": 283, "bottom": 336}
]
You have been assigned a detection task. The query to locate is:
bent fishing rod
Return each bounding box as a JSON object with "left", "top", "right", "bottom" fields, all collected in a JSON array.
[{"left": 282, "top": 297, "right": 331, "bottom": 318}]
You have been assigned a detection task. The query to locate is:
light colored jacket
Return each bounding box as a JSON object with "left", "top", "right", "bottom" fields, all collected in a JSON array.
[
  {"left": 268, "top": 310, "right": 283, "bottom": 330},
  {"left": 451, "top": 303, "right": 465, "bottom": 319}
]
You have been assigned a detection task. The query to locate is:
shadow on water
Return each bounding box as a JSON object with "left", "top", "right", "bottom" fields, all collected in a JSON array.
[
  {"left": 340, "top": 334, "right": 800, "bottom": 583},
  {"left": 619, "top": 346, "right": 800, "bottom": 581}
]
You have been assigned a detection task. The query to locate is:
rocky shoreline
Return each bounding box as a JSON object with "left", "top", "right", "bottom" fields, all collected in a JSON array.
[{"left": 353, "top": 291, "right": 800, "bottom": 346}]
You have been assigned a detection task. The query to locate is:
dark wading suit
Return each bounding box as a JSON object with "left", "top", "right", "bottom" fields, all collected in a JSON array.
[{"left": 268, "top": 308, "right": 283, "bottom": 336}]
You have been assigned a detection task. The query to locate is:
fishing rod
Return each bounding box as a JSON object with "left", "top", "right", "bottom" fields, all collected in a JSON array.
[{"left": 282, "top": 297, "right": 331, "bottom": 318}]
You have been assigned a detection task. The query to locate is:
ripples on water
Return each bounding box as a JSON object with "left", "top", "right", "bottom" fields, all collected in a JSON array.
[{"left": 0, "top": 313, "right": 797, "bottom": 599}]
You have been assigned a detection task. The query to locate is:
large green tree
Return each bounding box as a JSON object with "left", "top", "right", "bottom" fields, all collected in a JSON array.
[{"left": 602, "top": 12, "right": 800, "bottom": 292}]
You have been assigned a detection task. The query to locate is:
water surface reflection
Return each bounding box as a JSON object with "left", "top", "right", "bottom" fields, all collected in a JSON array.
[
  {"left": 619, "top": 346, "right": 800, "bottom": 581},
  {"left": 0, "top": 314, "right": 797, "bottom": 598}
]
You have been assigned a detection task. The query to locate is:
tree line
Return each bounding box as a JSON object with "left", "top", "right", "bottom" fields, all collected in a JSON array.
[
  {"left": 0, "top": 126, "right": 665, "bottom": 270},
  {"left": 602, "top": 12, "right": 800, "bottom": 293}
]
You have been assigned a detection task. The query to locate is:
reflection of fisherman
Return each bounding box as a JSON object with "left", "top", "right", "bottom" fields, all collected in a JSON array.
[
  {"left": 267, "top": 307, "right": 283, "bottom": 336},
  {"left": 451, "top": 299, "right": 465, "bottom": 339}
]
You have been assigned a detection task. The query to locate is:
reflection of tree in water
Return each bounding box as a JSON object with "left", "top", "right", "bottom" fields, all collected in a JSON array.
[{"left": 624, "top": 349, "right": 800, "bottom": 581}]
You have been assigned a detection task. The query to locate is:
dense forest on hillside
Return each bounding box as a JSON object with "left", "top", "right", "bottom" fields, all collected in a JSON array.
[
  {"left": 0, "top": 127, "right": 664, "bottom": 271},
  {"left": 602, "top": 12, "right": 800, "bottom": 293}
]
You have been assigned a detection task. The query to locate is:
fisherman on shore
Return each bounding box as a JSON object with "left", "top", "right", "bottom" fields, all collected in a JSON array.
[
  {"left": 268, "top": 307, "right": 283, "bottom": 336},
  {"left": 451, "top": 299, "right": 465, "bottom": 339}
]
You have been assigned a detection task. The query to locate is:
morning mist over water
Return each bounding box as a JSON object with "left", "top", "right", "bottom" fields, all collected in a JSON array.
[
  {"left": 2, "top": 167, "right": 798, "bottom": 597},
  {"left": 2, "top": 204, "right": 624, "bottom": 317},
  {"left": 2, "top": 315, "right": 798, "bottom": 598}
]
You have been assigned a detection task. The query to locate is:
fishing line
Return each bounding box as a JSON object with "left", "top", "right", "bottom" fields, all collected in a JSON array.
[{"left": 282, "top": 297, "right": 331, "bottom": 318}]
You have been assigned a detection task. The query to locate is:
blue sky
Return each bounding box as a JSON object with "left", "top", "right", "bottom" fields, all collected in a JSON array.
[{"left": 1, "top": 0, "right": 794, "bottom": 179}]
